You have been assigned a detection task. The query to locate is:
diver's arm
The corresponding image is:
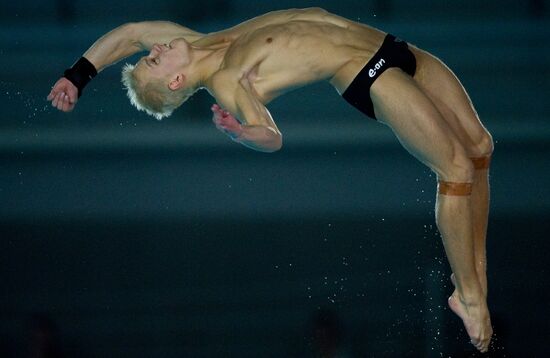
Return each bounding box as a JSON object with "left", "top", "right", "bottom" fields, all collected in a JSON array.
[
  {"left": 211, "top": 73, "right": 282, "bottom": 152},
  {"left": 84, "top": 21, "right": 203, "bottom": 72},
  {"left": 211, "top": 103, "right": 282, "bottom": 153},
  {"left": 47, "top": 21, "right": 203, "bottom": 112}
]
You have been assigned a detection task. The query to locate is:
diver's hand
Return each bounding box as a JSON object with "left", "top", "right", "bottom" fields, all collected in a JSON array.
[
  {"left": 47, "top": 77, "right": 78, "bottom": 112},
  {"left": 211, "top": 104, "right": 243, "bottom": 140}
]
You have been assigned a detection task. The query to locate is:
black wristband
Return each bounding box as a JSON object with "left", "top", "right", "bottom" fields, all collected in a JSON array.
[{"left": 63, "top": 57, "right": 97, "bottom": 98}]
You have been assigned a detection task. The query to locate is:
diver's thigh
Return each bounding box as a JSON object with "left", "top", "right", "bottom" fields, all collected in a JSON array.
[
  {"left": 370, "top": 68, "right": 471, "bottom": 181},
  {"left": 411, "top": 48, "right": 490, "bottom": 147}
]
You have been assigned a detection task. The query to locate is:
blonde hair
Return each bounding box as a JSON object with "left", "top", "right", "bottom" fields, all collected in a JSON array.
[{"left": 121, "top": 63, "right": 192, "bottom": 120}]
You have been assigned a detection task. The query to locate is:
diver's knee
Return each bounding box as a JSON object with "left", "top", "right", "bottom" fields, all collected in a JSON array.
[
  {"left": 469, "top": 132, "right": 494, "bottom": 170},
  {"left": 475, "top": 130, "right": 494, "bottom": 157},
  {"left": 479, "top": 131, "right": 494, "bottom": 156},
  {"left": 438, "top": 152, "right": 475, "bottom": 183},
  {"left": 436, "top": 153, "right": 475, "bottom": 196}
]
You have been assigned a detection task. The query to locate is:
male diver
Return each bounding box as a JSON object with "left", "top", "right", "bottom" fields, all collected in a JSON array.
[{"left": 47, "top": 8, "right": 494, "bottom": 352}]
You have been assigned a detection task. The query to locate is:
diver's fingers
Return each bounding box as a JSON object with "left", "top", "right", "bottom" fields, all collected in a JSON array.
[{"left": 56, "top": 93, "right": 66, "bottom": 111}]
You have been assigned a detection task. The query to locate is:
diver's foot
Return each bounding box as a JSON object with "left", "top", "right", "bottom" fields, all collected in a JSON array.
[{"left": 448, "top": 291, "right": 493, "bottom": 353}]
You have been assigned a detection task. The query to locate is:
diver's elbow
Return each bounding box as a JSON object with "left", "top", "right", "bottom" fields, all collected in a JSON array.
[
  {"left": 272, "top": 139, "right": 283, "bottom": 152},
  {"left": 266, "top": 135, "right": 283, "bottom": 153}
]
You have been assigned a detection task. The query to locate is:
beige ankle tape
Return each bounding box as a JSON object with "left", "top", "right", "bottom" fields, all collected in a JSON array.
[
  {"left": 470, "top": 155, "right": 491, "bottom": 170},
  {"left": 438, "top": 181, "right": 473, "bottom": 196}
]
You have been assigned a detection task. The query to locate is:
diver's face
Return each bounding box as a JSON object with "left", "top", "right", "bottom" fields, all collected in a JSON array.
[{"left": 135, "top": 39, "right": 190, "bottom": 82}]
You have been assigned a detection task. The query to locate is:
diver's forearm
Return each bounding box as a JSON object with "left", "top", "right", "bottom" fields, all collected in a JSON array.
[
  {"left": 82, "top": 23, "right": 142, "bottom": 72},
  {"left": 235, "top": 125, "right": 282, "bottom": 152}
]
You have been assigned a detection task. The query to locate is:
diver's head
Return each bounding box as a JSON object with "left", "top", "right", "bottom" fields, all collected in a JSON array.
[{"left": 121, "top": 39, "right": 196, "bottom": 120}]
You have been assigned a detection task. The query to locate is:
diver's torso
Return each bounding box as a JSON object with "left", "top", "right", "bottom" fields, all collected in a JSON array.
[{"left": 219, "top": 19, "right": 387, "bottom": 103}]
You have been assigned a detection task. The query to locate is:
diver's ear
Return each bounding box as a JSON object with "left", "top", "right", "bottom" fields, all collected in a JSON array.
[{"left": 168, "top": 73, "right": 186, "bottom": 91}]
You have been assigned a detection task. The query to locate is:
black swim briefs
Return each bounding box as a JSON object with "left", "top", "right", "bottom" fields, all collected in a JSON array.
[{"left": 342, "top": 34, "right": 416, "bottom": 120}]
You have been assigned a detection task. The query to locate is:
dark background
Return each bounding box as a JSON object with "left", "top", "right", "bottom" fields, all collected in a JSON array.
[{"left": 1, "top": 0, "right": 549, "bottom": 357}]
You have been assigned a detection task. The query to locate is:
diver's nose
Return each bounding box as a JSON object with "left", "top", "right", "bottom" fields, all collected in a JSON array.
[{"left": 152, "top": 44, "right": 163, "bottom": 54}]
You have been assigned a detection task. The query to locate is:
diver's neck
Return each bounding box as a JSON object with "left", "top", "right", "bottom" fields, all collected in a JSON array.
[{"left": 189, "top": 46, "right": 227, "bottom": 89}]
